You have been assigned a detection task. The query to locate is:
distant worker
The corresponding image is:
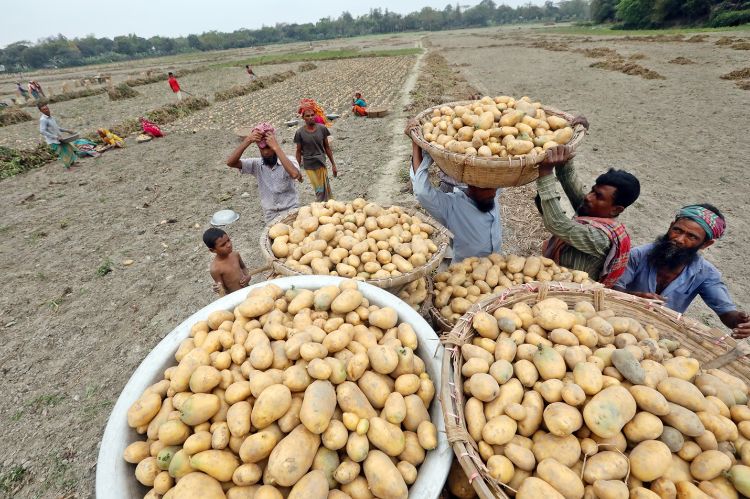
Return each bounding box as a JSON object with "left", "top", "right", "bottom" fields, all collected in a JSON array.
[
  {"left": 139, "top": 117, "right": 164, "bottom": 138},
  {"left": 295, "top": 99, "right": 337, "bottom": 201},
  {"left": 16, "top": 82, "right": 29, "bottom": 99},
  {"left": 97, "top": 128, "right": 125, "bottom": 148},
  {"left": 352, "top": 92, "right": 368, "bottom": 117},
  {"left": 226, "top": 122, "right": 302, "bottom": 224},
  {"left": 28, "top": 81, "right": 43, "bottom": 100},
  {"left": 38, "top": 103, "right": 79, "bottom": 169},
  {"left": 167, "top": 72, "right": 181, "bottom": 101},
  {"left": 405, "top": 119, "right": 502, "bottom": 262},
  {"left": 246, "top": 65, "right": 256, "bottom": 81}
]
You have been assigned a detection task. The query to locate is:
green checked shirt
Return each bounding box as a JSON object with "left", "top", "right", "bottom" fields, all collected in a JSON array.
[{"left": 537, "top": 160, "right": 612, "bottom": 281}]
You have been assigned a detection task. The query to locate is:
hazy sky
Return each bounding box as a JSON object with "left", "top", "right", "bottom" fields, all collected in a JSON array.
[{"left": 1, "top": 0, "right": 543, "bottom": 47}]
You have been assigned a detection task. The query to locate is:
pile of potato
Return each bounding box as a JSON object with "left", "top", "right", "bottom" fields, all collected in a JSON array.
[
  {"left": 421, "top": 96, "right": 575, "bottom": 159},
  {"left": 123, "top": 280, "right": 439, "bottom": 499},
  {"left": 397, "top": 277, "right": 430, "bottom": 314},
  {"left": 433, "top": 254, "right": 591, "bottom": 326},
  {"left": 453, "top": 294, "right": 750, "bottom": 498},
  {"left": 268, "top": 199, "right": 440, "bottom": 281}
]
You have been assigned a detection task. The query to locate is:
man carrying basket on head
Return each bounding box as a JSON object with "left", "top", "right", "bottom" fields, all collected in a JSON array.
[
  {"left": 405, "top": 120, "right": 502, "bottom": 263},
  {"left": 615, "top": 204, "right": 750, "bottom": 339},
  {"left": 535, "top": 119, "right": 642, "bottom": 287}
]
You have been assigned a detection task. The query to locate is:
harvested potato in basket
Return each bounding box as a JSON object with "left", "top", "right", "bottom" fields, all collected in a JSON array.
[{"left": 421, "top": 96, "right": 575, "bottom": 159}]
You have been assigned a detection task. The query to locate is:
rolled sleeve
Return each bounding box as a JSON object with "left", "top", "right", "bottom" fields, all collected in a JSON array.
[
  {"left": 410, "top": 154, "right": 450, "bottom": 227},
  {"left": 240, "top": 158, "right": 258, "bottom": 176},
  {"left": 537, "top": 175, "right": 610, "bottom": 257},
  {"left": 699, "top": 276, "right": 737, "bottom": 315},
  {"left": 615, "top": 246, "right": 643, "bottom": 291}
]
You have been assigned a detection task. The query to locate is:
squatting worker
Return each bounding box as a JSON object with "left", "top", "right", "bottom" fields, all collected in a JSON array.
[
  {"left": 38, "top": 103, "right": 79, "bottom": 169},
  {"left": 616, "top": 204, "right": 750, "bottom": 338},
  {"left": 405, "top": 119, "right": 501, "bottom": 262},
  {"left": 226, "top": 122, "right": 302, "bottom": 224},
  {"left": 294, "top": 99, "right": 338, "bottom": 201},
  {"left": 536, "top": 120, "right": 641, "bottom": 286}
]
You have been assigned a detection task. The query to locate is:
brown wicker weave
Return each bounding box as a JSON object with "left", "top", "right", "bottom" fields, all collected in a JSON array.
[
  {"left": 259, "top": 206, "right": 450, "bottom": 290},
  {"left": 440, "top": 281, "right": 750, "bottom": 499},
  {"left": 410, "top": 100, "right": 586, "bottom": 188}
]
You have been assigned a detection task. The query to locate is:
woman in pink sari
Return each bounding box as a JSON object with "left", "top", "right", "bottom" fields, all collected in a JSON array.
[{"left": 139, "top": 117, "right": 164, "bottom": 137}]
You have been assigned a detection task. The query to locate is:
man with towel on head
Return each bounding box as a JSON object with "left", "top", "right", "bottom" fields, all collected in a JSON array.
[
  {"left": 226, "top": 122, "right": 302, "bottom": 224},
  {"left": 616, "top": 204, "right": 750, "bottom": 338}
]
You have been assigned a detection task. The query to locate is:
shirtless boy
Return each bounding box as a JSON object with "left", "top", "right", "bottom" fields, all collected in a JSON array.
[{"left": 203, "top": 228, "right": 250, "bottom": 295}]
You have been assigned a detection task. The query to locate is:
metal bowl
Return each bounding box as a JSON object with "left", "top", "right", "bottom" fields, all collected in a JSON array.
[
  {"left": 326, "top": 113, "right": 340, "bottom": 120},
  {"left": 284, "top": 119, "right": 299, "bottom": 127},
  {"left": 210, "top": 209, "right": 239, "bottom": 226},
  {"left": 60, "top": 132, "right": 80, "bottom": 143}
]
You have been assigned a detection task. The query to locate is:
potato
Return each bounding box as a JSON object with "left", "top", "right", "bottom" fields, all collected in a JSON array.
[
  {"left": 690, "top": 450, "right": 732, "bottom": 480},
  {"left": 532, "top": 433, "right": 581, "bottom": 467},
  {"left": 180, "top": 393, "right": 221, "bottom": 426},
  {"left": 288, "top": 470, "right": 329, "bottom": 499},
  {"left": 368, "top": 307, "right": 398, "bottom": 330},
  {"left": 227, "top": 401, "right": 252, "bottom": 437},
  {"left": 505, "top": 443, "right": 536, "bottom": 472},
  {"left": 517, "top": 477, "right": 565, "bottom": 499},
  {"left": 537, "top": 308, "right": 576, "bottom": 331},
  {"left": 473, "top": 311, "right": 500, "bottom": 339},
  {"left": 543, "top": 402, "right": 583, "bottom": 436},
  {"left": 583, "top": 451, "right": 629, "bottom": 484},
  {"left": 158, "top": 419, "right": 190, "bottom": 445},
  {"left": 239, "top": 424, "right": 283, "bottom": 463},
  {"left": 251, "top": 384, "right": 292, "bottom": 429},
  {"left": 336, "top": 382, "right": 377, "bottom": 419},
  {"left": 629, "top": 440, "right": 672, "bottom": 482},
  {"left": 657, "top": 377, "right": 707, "bottom": 412},
  {"left": 368, "top": 345, "right": 398, "bottom": 375},
  {"left": 533, "top": 345, "right": 566, "bottom": 380},
  {"left": 662, "top": 403, "right": 705, "bottom": 437},
  {"left": 482, "top": 415, "right": 517, "bottom": 445},
  {"left": 536, "top": 458, "right": 584, "bottom": 499},
  {"left": 629, "top": 385, "right": 670, "bottom": 416},
  {"left": 583, "top": 385, "right": 636, "bottom": 438},
  {"left": 135, "top": 456, "right": 160, "bottom": 486},
  {"left": 623, "top": 412, "right": 663, "bottom": 443},
  {"left": 266, "top": 424, "right": 321, "bottom": 487},
  {"left": 364, "top": 450, "right": 408, "bottom": 499},
  {"left": 172, "top": 472, "right": 225, "bottom": 499},
  {"left": 417, "top": 421, "right": 438, "bottom": 450},
  {"left": 403, "top": 394, "right": 430, "bottom": 431},
  {"left": 331, "top": 289, "right": 363, "bottom": 314},
  {"left": 659, "top": 426, "right": 685, "bottom": 453},
  {"left": 189, "top": 450, "right": 240, "bottom": 482},
  {"left": 124, "top": 441, "right": 151, "bottom": 464},
  {"left": 128, "top": 392, "right": 162, "bottom": 428},
  {"left": 470, "top": 372, "right": 500, "bottom": 402}
]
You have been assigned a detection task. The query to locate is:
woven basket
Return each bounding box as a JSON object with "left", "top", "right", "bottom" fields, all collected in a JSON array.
[
  {"left": 259, "top": 206, "right": 450, "bottom": 290},
  {"left": 410, "top": 100, "right": 586, "bottom": 188},
  {"left": 440, "top": 281, "right": 750, "bottom": 499}
]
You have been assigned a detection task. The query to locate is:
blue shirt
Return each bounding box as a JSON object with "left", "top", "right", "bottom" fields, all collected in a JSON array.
[
  {"left": 615, "top": 243, "right": 736, "bottom": 315},
  {"left": 410, "top": 154, "right": 501, "bottom": 262}
]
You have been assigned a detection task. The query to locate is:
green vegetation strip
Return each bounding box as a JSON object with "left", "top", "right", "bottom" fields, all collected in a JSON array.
[{"left": 218, "top": 47, "right": 422, "bottom": 68}]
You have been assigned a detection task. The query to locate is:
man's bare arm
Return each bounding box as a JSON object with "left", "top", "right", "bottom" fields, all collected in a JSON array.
[
  {"left": 265, "top": 133, "right": 302, "bottom": 182},
  {"left": 295, "top": 143, "right": 303, "bottom": 168},
  {"left": 226, "top": 130, "right": 262, "bottom": 169}
]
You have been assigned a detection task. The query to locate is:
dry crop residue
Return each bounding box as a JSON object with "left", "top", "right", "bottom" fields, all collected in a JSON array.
[
  {"left": 590, "top": 58, "right": 665, "bottom": 80},
  {"left": 669, "top": 57, "right": 696, "bottom": 65},
  {"left": 0, "top": 108, "right": 33, "bottom": 127},
  {"left": 721, "top": 67, "right": 750, "bottom": 80}
]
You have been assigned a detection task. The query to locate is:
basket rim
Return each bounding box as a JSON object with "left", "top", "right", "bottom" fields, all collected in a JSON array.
[
  {"left": 440, "top": 281, "right": 750, "bottom": 499},
  {"left": 409, "top": 99, "right": 586, "bottom": 169},
  {"left": 259, "top": 204, "right": 451, "bottom": 289}
]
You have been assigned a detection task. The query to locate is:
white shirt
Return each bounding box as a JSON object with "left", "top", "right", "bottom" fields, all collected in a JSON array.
[
  {"left": 39, "top": 114, "right": 62, "bottom": 144},
  {"left": 410, "top": 154, "right": 502, "bottom": 262},
  {"left": 240, "top": 157, "right": 300, "bottom": 223}
]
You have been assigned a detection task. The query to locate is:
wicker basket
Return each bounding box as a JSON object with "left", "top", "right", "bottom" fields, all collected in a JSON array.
[
  {"left": 259, "top": 206, "right": 451, "bottom": 290},
  {"left": 440, "top": 281, "right": 750, "bottom": 499},
  {"left": 410, "top": 100, "right": 586, "bottom": 188}
]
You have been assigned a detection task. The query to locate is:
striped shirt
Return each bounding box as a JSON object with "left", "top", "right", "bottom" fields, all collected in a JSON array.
[
  {"left": 537, "top": 161, "right": 611, "bottom": 280},
  {"left": 240, "top": 158, "right": 300, "bottom": 224}
]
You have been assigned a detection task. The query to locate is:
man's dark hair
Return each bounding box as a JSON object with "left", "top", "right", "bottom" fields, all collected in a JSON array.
[
  {"left": 694, "top": 203, "right": 725, "bottom": 221},
  {"left": 36, "top": 102, "right": 47, "bottom": 110},
  {"left": 168, "top": 72, "right": 174, "bottom": 76},
  {"left": 595, "top": 168, "right": 640, "bottom": 208},
  {"left": 203, "top": 228, "right": 226, "bottom": 249}
]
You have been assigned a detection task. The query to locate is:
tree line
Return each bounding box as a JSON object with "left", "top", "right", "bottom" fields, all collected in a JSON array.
[
  {"left": 0, "top": 1, "right": 588, "bottom": 71},
  {"left": 591, "top": 0, "right": 749, "bottom": 28},
  {"left": 1, "top": 0, "right": 748, "bottom": 72}
]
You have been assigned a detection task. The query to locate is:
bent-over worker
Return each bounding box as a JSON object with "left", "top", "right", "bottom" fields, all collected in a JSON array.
[
  {"left": 226, "top": 122, "right": 302, "bottom": 224},
  {"left": 406, "top": 120, "right": 501, "bottom": 262},
  {"left": 615, "top": 204, "right": 750, "bottom": 338},
  {"left": 536, "top": 123, "right": 641, "bottom": 286}
]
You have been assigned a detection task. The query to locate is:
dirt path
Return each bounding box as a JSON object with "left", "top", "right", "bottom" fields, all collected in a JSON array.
[{"left": 370, "top": 40, "right": 425, "bottom": 207}]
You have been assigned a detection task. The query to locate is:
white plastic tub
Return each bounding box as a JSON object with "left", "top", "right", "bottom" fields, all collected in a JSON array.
[{"left": 96, "top": 276, "right": 451, "bottom": 498}]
